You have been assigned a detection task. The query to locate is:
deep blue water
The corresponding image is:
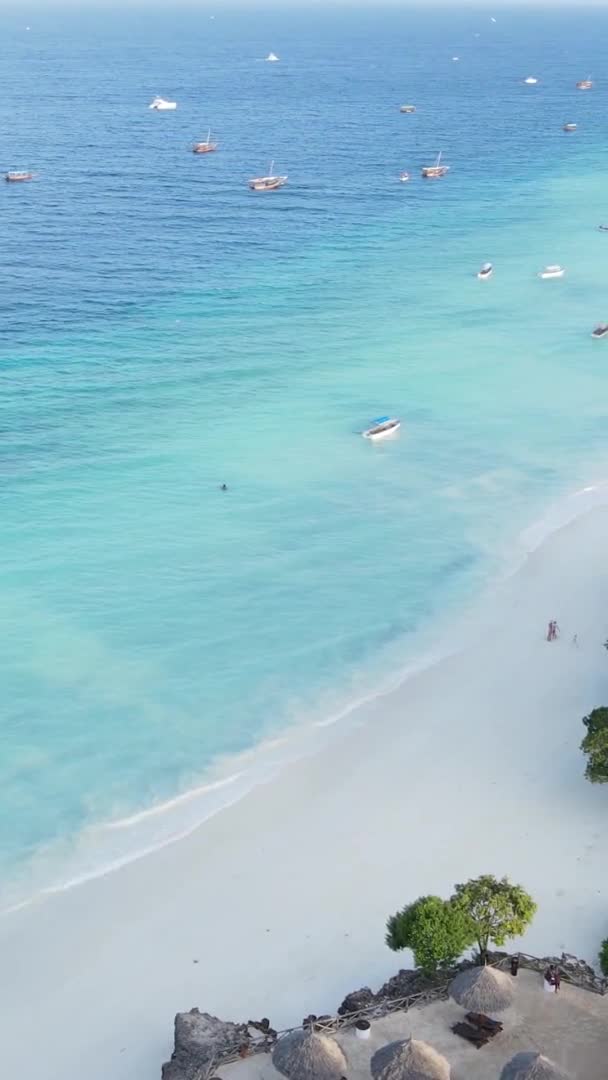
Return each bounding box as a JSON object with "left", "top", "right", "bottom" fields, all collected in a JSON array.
[{"left": 3, "top": 6, "right": 608, "bottom": 906}]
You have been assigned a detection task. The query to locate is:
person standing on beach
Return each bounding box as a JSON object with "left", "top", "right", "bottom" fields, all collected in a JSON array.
[
  {"left": 547, "top": 621, "right": 554, "bottom": 642},
  {"left": 554, "top": 968, "right": 561, "bottom": 993}
]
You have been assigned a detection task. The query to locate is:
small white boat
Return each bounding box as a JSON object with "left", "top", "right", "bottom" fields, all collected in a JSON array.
[
  {"left": 477, "top": 262, "right": 493, "bottom": 280},
  {"left": 576, "top": 78, "right": 593, "bottom": 90},
  {"left": 452, "top": 56, "right": 460, "bottom": 61},
  {"left": 538, "top": 265, "right": 565, "bottom": 279},
  {"left": 265, "top": 52, "right": 279, "bottom": 62},
  {"left": 362, "top": 416, "right": 401, "bottom": 440},
  {"left": 591, "top": 324, "right": 608, "bottom": 339},
  {"left": 400, "top": 104, "right": 416, "bottom": 114},
  {"left": 524, "top": 76, "right": 538, "bottom": 85},
  {"left": 399, "top": 171, "right": 411, "bottom": 183},
  {"left": 248, "top": 161, "right": 287, "bottom": 191},
  {"left": 149, "top": 96, "right": 177, "bottom": 110}
]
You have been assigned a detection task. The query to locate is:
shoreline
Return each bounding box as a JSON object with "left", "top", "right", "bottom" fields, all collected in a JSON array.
[
  {"left": 4, "top": 479, "right": 608, "bottom": 918},
  {"left": 2, "top": 503, "right": 608, "bottom": 1080}
]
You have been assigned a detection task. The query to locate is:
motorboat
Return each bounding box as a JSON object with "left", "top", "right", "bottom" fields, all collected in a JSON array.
[
  {"left": 149, "top": 96, "right": 177, "bottom": 110},
  {"left": 248, "top": 161, "right": 287, "bottom": 191},
  {"left": 399, "top": 171, "right": 411, "bottom": 182},
  {"left": 538, "top": 265, "right": 565, "bottom": 279},
  {"left": 192, "top": 129, "right": 218, "bottom": 154},
  {"left": 422, "top": 151, "right": 449, "bottom": 179},
  {"left": 524, "top": 76, "right": 538, "bottom": 85},
  {"left": 265, "top": 52, "right": 279, "bottom": 62},
  {"left": 563, "top": 123, "right": 577, "bottom": 132},
  {"left": 598, "top": 225, "right": 608, "bottom": 232},
  {"left": 591, "top": 324, "right": 608, "bottom": 339},
  {"left": 452, "top": 56, "right": 459, "bottom": 61},
  {"left": 5, "top": 170, "right": 34, "bottom": 182},
  {"left": 477, "top": 262, "right": 493, "bottom": 280},
  {"left": 400, "top": 104, "right": 416, "bottom": 113},
  {"left": 362, "top": 416, "right": 401, "bottom": 440},
  {"left": 576, "top": 79, "right": 593, "bottom": 90}
]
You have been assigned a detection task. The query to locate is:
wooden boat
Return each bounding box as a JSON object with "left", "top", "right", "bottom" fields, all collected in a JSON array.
[
  {"left": 591, "top": 324, "right": 608, "bottom": 339},
  {"left": 421, "top": 151, "right": 449, "bottom": 179},
  {"left": 400, "top": 104, "right": 416, "bottom": 113},
  {"left": 538, "top": 265, "right": 565, "bottom": 279},
  {"left": 362, "top": 416, "right": 400, "bottom": 440},
  {"left": 563, "top": 123, "right": 577, "bottom": 132},
  {"left": 192, "top": 130, "right": 218, "bottom": 154},
  {"left": 576, "top": 79, "right": 593, "bottom": 90},
  {"left": 5, "top": 170, "right": 34, "bottom": 182},
  {"left": 248, "top": 161, "right": 287, "bottom": 191},
  {"left": 477, "top": 262, "right": 493, "bottom": 280}
]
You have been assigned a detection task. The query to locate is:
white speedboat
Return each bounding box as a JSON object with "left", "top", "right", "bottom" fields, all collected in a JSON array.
[
  {"left": 362, "top": 416, "right": 401, "bottom": 440},
  {"left": 477, "top": 262, "right": 493, "bottom": 280},
  {"left": 524, "top": 76, "right": 538, "bottom": 85},
  {"left": 265, "top": 52, "right": 279, "bottom": 62},
  {"left": 149, "top": 96, "right": 177, "bottom": 110},
  {"left": 538, "top": 265, "right": 565, "bottom": 279}
]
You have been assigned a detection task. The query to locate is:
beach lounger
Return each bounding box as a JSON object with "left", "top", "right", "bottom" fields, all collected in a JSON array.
[
  {"left": 452, "top": 1021, "right": 489, "bottom": 1049},
  {"left": 465, "top": 1011, "right": 503, "bottom": 1035}
]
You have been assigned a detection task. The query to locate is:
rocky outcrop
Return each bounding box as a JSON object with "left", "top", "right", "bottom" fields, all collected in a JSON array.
[
  {"left": 161, "top": 1010, "right": 251, "bottom": 1080},
  {"left": 337, "top": 986, "right": 376, "bottom": 1015}
]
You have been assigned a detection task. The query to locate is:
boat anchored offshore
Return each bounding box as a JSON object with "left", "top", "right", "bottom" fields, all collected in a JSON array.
[
  {"left": 399, "top": 171, "right": 411, "bottom": 182},
  {"left": 400, "top": 104, "right": 416, "bottom": 113},
  {"left": 563, "top": 123, "right": 577, "bottom": 132},
  {"left": 192, "top": 130, "right": 218, "bottom": 154},
  {"left": 538, "top": 265, "right": 565, "bottom": 279},
  {"left": 5, "top": 170, "right": 34, "bottom": 182},
  {"left": 524, "top": 76, "right": 538, "bottom": 85},
  {"left": 591, "top": 324, "right": 608, "bottom": 339},
  {"left": 422, "top": 151, "right": 449, "bottom": 179},
  {"left": 477, "top": 262, "right": 493, "bottom": 280},
  {"left": 598, "top": 225, "right": 608, "bottom": 232},
  {"left": 149, "top": 96, "right": 177, "bottom": 110},
  {"left": 362, "top": 416, "right": 401, "bottom": 441},
  {"left": 265, "top": 52, "right": 279, "bottom": 62},
  {"left": 248, "top": 161, "right": 287, "bottom": 191},
  {"left": 576, "top": 78, "right": 593, "bottom": 90}
]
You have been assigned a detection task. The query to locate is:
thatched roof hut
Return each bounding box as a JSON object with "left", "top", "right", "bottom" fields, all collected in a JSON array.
[
  {"left": 449, "top": 965, "right": 514, "bottom": 1014},
  {"left": 499, "top": 1052, "right": 570, "bottom": 1080},
  {"left": 371, "top": 1037, "right": 450, "bottom": 1080},
  {"left": 272, "top": 1030, "right": 347, "bottom": 1080}
]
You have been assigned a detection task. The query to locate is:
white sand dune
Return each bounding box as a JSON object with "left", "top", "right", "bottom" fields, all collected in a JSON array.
[{"left": 1, "top": 507, "right": 608, "bottom": 1080}]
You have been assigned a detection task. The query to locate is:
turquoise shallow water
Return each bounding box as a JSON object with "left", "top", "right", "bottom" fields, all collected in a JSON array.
[{"left": 3, "top": 6, "right": 608, "bottom": 906}]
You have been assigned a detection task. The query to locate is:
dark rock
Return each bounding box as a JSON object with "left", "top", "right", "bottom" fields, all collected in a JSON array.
[
  {"left": 161, "top": 1010, "right": 250, "bottom": 1080},
  {"left": 337, "top": 986, "right": 376, "bottom": 1015}
]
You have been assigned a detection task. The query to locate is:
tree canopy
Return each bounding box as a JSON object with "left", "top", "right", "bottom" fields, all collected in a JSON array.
[
  {"left": 451, "top": 874, "right": 536, "bottom": 959},
  {"left": 581, "top": 707, "right": 608, "bottom": 783},
  {"left": 385, "top": 894, "right": 474, "bottom": 973}
]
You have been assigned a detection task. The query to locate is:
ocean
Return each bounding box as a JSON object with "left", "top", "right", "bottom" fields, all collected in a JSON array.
[{"left": 3, "top": 5, "right": 608, "bottom": 908}]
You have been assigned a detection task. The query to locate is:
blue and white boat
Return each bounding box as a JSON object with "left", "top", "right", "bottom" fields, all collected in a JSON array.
[{"left": 362, "top": 416, "right": 401, "bottom": 440}]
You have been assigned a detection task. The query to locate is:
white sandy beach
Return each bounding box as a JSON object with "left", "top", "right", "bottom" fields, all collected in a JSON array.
[{"left": 2, "top": 506, "right": 608, "bottom": 1080}]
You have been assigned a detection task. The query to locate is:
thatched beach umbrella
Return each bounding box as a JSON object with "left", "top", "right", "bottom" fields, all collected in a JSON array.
[
  {"left": 449, "top": 965, "right": 514, "bottom": 1014},
  {"left": 500, "top": 1052, "right": 570, "bottom": 1080},
  {"left": 272, "top": 1030, "right": 347, "bottom": 1080},
  {"left": 371, "top": 1037, "right": 450, "bottom": 1080}
]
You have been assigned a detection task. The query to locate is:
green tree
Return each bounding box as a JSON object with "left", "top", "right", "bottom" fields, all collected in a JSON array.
[
  {"left": 581, "top": 707, "right": 608, "bottom": 783},
  {"left": 385, "top": 895, "right": 474, "bottom": 974},
  {"left": 451, "top": 875, "right": 536, "bottom": 962},
  {"left": 599, "top": 938, "right": 608, "bottom": 977}
]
